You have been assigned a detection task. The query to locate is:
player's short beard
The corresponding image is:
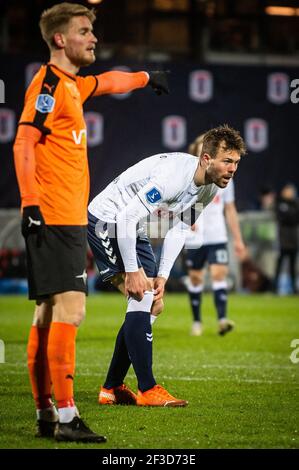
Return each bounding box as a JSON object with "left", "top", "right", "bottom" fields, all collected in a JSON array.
[
  {"left": 71, "top": 51, "right": 96, "bottom": 68},
  {"left": 77, "top": 56, "right": 95, "bottom": 67},
  {"left": 206, "top": 165, "right": 226, "bottom": 188}
]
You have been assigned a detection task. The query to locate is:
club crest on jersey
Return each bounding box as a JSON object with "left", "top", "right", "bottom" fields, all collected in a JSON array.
[
  {"left": 145, "top": 187, "right": 162, "bottom": 204},
  {"left": 35, "top": 94, "right": 55, "bottom": 113}
]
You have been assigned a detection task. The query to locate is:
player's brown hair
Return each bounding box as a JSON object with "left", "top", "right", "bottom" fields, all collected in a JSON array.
[
  {"left": 39, "top": 2, "right": 96, "bottom": 49},
  {"left": 202, "top": 124, "right": 246, "bottom": 158}
]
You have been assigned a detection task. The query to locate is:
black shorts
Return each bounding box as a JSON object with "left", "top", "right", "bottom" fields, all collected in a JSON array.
[
  {"left": 25, "top": 225, "right": 88, "bottom": 300},
  {"left": 185, "top": 243, "right": 228, "bottom": 270},
  {"left": 87, "top": 212, "right": 158, "bottom": 282}
]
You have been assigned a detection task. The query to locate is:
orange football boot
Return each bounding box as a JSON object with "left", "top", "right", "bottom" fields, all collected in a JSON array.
[
  {"left": 99, "top": 383, "right": 137, "bottom": 405},
  {"left": 137, "top": 384, "right": 188, "bottom": 407}
]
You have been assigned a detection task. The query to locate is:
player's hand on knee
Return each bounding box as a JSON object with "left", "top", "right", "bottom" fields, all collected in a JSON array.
[
  {"left": 153, "top": 276, "right": 167, "bottom": 301},
  {"left": 148, "top": 71, "right": 170, "bottom": 95},
  {"left": 125, "top": 271, "right": 148, "bottom": 301},
  {"left": 21, "top": 205, "right": 45, "bottom": 243}
]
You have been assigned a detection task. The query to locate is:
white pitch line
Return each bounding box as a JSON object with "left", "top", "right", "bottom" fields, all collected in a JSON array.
[
  {"left": 1, "top": 370, "right": 297, "bottom": 385},
  {"left": 3, "top": 362, "right": 297, "bottom": 370}
]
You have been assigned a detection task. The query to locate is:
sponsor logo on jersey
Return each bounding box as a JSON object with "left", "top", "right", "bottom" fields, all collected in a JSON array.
[
  {"left": 145, "top": 187, "right": 162, "bottom": 204},
  {"left": 72, "top": 129, "right": 87, "bottom": 145},
  {"left": 35, "top": 94, "right": 55, "bottom": 113},
  {"left": 44, "top": 83, "right": 55, "bottom": 94}
]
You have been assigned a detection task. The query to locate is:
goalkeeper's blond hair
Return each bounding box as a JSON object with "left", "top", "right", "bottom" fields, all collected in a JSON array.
[{"left": 39, "top": 2, "right": 96, "bottom": 50}]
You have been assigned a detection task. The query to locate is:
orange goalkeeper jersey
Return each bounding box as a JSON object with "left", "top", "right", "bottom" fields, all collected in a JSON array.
[{"left": 15, "top": 63, "right": 148, "bottom": 225}]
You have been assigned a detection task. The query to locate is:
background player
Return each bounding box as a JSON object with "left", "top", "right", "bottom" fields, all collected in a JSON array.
[
  {"left": 13, "top": 2, "right": 169, "bottom": 443},
  {"left": 184, "top": 134, "right": 246, "bottom": 336},
  {"left": 274, "top": 183, "right": 299, "bottom": 294},
  {"left": 88, "top": 125, "right": 246, "bottom": 407}
]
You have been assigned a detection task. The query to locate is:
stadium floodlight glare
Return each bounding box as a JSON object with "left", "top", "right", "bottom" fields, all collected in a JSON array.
[{"left": 265, "top": 6, "right": 299, "bottom": 16}]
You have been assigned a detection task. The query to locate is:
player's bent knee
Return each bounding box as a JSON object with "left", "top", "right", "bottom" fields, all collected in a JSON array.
[
  {"left": 211, "top": 267, "right": 228, "bottom": 282},
  {"left": 52, "top": 291, "right": 86, "bottom": 326},
  {"left": 190, "top": 274, "right": 203, "bottom": 286},
  {"left": 212, "top": 275, "right": 226, "bottom": 282},
  {"left": 151, "top": 298, "right": 164, "bottom": 316}
]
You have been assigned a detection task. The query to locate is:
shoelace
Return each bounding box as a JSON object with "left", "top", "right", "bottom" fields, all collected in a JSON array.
[
  {"left": 153, "top": 385, "right": 174, "bottom": 399},
  {"left": 118, "top": 384, "right": 134, "bottom": 394},
  {"left": 116, "top": 384, "right": 126, "bottom": 391},
  {"left": 73, "top": 417, "right": 92, "bottom": 433}
]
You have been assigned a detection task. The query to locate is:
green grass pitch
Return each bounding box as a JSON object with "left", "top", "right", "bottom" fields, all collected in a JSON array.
[{"left": 0, "top": 292, "right": 298, "bottom": 449}]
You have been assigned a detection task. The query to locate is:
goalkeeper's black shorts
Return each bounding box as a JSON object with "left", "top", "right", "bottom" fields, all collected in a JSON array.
[{"left": 25, "top": 225, "right": 88, "bottom": 300}]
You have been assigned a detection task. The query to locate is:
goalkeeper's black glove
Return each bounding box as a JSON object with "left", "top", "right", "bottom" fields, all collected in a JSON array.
[
  {"left": 21, "top": 205, "right": 45, "bottom": 243},
  {"left": 148, "top": 71, "right": 170, "bottom": 96}
]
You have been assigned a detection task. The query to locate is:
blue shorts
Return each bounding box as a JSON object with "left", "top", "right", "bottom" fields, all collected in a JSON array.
[
  {"left": 88, "top": 212, "right": 158, "bottom": 282},
  {"left": 185, "top": 243, "right": 228, "bottom": 270}
]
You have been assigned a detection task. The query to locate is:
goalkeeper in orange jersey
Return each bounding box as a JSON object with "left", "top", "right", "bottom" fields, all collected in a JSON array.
[{"left": 13, "top": 2, "right": 169, "bottom": 443}]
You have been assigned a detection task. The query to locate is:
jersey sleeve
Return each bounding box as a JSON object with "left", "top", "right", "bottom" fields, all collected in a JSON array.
[
  {"left": 13, "top": 125, "right": 42, "bottom": 207},
  {"left": 116, "top": 195, "right": 150, "bottom": 272},
  {"left": 158, "top": 221, "right": 191, "bottom": 280},
  {"left": 135, "top": 180, "right": 166, "bottom": 214},
  {"left": 19, "top": 66, "right": 60, "bottom": 135},
  {"left": 77, "top": 71, "right": 149, "bottom": 100}
]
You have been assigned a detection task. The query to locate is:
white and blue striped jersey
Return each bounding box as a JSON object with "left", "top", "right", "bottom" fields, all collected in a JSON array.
[
  {"left": 89, "top": 152, "right": 217, "bottom": 223},
  {"left": 88, "top": 152, "right": 218, "bottom": 277}
]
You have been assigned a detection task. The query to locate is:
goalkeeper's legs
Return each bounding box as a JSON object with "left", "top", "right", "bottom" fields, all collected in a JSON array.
[
  {"left": 27, "top": 301, "right": 58, "bottom": 437},
  {"left": 29, "top": 293, "right": 106, "bottom": 442},
  {"left": 49, "top": 292, "right": 105, "bottom": 442}
]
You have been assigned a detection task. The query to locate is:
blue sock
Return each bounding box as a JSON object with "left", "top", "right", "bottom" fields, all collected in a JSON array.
[
  {"left": 104, "top": 324, "right": 131, "bottom": 389},
  {"left": 213, "top": 288, "right": 227, "bottom": 320},
  {"left": 188, "top": 292, "right": 202, "bottom": 322},
  {"left": 186, "top": 282, "right": 203, "bottom": 322},
  {"left": 124, "top": 311, "right": 156, "bottom": 392}
]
